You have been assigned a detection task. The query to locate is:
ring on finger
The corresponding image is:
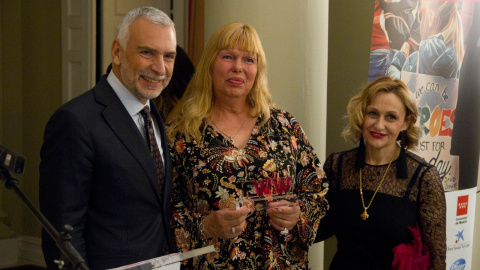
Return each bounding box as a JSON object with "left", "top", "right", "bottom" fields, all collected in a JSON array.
[
  {"left": 231, "top": 226, "right": 236, "bottom": 234},
  {"left": 280, "top": 227, "right": 289, "bottom": 236}
]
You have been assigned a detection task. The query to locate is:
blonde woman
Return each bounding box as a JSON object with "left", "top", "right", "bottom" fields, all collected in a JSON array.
[{"left": 167, "top": 22, "right": 328, "bottom": 269}]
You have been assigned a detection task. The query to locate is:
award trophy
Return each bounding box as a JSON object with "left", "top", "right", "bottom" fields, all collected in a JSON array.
[{"left": 237, "top": 177, "right": 297, "bottom": 210}]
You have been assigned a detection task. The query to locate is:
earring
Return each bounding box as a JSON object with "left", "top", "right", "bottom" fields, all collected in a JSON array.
[
  {"left": 400, "top": 130, "right": 407, "bottom": 149},
  {"left": 397, "top": 130, "right": 407, "bottom": 178},
  {"left": 356, "top": 136, "right": 366, "bottom": 172}
]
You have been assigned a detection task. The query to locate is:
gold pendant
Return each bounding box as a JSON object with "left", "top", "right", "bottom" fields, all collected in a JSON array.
[{"left": 361, "top": 209, "right": 369, "bottom": 220}]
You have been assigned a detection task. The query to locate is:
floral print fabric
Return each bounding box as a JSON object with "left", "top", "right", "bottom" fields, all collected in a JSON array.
[{"left": 170, "top": 109, "right": 328, "bottom": 269}]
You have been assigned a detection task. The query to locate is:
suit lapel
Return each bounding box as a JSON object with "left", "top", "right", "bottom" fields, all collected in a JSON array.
[{"left": 94, "top": 77, "right": 164, "bottom": 202}]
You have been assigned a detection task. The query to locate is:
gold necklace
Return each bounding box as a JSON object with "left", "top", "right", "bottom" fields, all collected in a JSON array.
[
  {"left": 212, "top": 117, "right": 248, "bottom": 145},
  {"left": 359, "top": 149, "right": 397, "bottom": 220}
]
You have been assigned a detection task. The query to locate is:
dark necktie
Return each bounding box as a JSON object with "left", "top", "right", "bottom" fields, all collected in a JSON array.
[{"left": 140, "top": 106, "right": 165, "bottom": 191}]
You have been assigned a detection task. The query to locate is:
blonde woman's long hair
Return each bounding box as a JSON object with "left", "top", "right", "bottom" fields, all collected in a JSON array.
[{"left": 166, "top": 22, "right": 273, "bottom": 143}]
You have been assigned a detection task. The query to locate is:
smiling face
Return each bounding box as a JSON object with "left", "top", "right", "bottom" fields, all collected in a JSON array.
[
  {"left": 362, "top": 92, "right": 410, "bottom": 155},
  {"left": 112, "top": 18, "right": 176, "bottom": 104},
  {"left": 211, "top": 46, "right": 258, "bottom": 102}
]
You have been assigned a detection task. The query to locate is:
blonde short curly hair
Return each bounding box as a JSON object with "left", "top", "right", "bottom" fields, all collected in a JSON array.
[{"left": 342, "top": 76, "right": 420, "bottom": 150}]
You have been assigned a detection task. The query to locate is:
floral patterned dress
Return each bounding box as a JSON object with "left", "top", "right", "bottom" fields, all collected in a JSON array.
[{"left": 170, "top": 109, "right": 329, "bottom": 269}]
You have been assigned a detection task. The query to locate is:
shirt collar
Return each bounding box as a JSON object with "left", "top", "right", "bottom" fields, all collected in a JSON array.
[{"left": 107, "top": 71, "right": 147, "bottom": 116}]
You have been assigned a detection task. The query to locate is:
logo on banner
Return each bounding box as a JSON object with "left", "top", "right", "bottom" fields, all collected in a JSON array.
[
  {"left": 449, "top": 258, "right": 466, "bottom": 270},
  {"left": 448, "top": 229, "right": 471, "bottom": 252},
  {"left": 456, "top": 195, "right": 469, "bottom": 216},
  {"left": 455, "top": 229, "right": 464, "bottom": 243},
  {"left": 456, "top": 195, "right": 469, "bottom": 225}
]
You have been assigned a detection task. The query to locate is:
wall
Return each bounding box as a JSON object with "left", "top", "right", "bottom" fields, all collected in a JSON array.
[
  {"left": 325, "top": 0, "right": 375, "bottom": 267},
  {"left": 22, "top": 0, "right": 62, "bottom": 238},
  {"left": 0, "top": 0, "right": 61, "bottom": 240},
  {"left": 1, "top": 0, "right": 25, "bottom": 239}
]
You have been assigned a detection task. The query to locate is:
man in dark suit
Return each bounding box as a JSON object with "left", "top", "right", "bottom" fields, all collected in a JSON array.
[{"left": 39, "top": 7, "right": 177, "bottom": 270}]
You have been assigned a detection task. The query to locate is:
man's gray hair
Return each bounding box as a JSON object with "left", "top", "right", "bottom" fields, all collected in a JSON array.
[{"left": 117, "top": 6, "right": 175, "bottom": 49}]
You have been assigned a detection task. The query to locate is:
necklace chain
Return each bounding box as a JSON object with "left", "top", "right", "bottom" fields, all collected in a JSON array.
[
  {"left": 359, "top": 149, "right": 397, "bottom": 220},
  {"left": 212, "top": 117, "right": 248, "bottom": 145}
]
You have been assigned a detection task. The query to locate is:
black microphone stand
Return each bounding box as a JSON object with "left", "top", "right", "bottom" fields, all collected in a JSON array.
[{"left": 1, "top": 168, "right": 89, "bottom": 270}]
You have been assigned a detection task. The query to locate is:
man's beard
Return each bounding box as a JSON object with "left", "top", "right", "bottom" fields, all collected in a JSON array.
[{"left": 120, "top": 56, "right": 167, "bottom": 101}]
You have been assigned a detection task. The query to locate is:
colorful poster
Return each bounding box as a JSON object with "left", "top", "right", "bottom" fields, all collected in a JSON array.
[{"left": 368, "top": 1, "right": 480, "bottom": 269}]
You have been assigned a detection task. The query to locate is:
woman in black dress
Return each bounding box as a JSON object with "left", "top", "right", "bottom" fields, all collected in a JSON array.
[{"left": 316, "top": 76, "right": 446, "bottom": 269}]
